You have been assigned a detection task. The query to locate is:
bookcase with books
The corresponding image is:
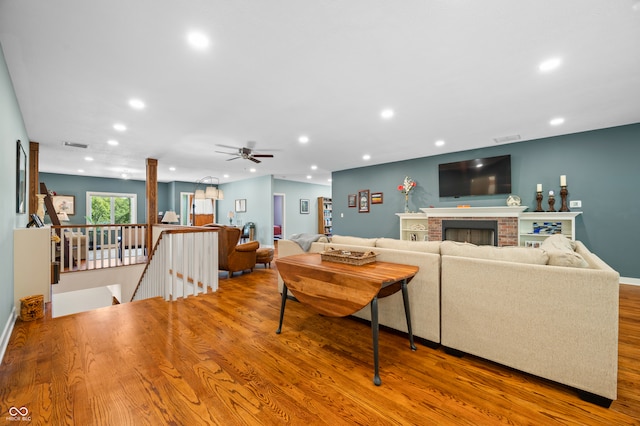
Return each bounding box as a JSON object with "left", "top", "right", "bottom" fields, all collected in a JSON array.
[{"left": 317, "top": 197, "right": 332, "bottom": 236}]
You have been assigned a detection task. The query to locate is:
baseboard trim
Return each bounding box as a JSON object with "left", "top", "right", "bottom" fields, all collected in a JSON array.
[
  {"left": 0, "top": 307, "right": 17, "bottom": 365},
  {"left": 621, "top": 277, "right": 640, "bottom": 286}
]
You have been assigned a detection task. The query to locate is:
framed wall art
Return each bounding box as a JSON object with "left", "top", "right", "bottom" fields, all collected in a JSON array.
[
  {"left": 52, "top": 195, "right": 75, "bottom": 215},
  {"left": 358, "top": 189, "right": 370, "bottom": 213},
  {"left": 348, "top": 194, "right": 357, "bottom": 208},
  {"left": 300, "top": 199, "right": 310, "bottom": 214},
  {"left": 235, "top": 199, "right": 247, "bottom": 213},
  {"left": 371, "top": 192, "right": 383, "bottom": 204},
  {"left": 16, "top": 140, "right": 26, "bottom": 214}
]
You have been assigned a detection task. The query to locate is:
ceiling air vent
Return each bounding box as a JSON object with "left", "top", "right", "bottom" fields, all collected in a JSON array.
[
  {"left": 493, "top": 134, "right": 521, "bottom": 144},
  {"left": 62, "top": 141, "right": 88, "bottom": 149}
]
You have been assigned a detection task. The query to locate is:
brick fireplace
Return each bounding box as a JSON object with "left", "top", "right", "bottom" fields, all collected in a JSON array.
[{"left": 422, "top": 207, "right": 524, "bottom": 247}]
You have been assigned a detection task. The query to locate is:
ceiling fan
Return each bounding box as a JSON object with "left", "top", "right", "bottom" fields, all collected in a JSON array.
[{"left": 214, "top": 142, "right": 278, "bottom": 163}]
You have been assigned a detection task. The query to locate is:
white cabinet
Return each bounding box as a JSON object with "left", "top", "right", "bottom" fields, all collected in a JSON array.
[
  {"left": 14, "top": 227, "right": 52, "bottom": 310},
  {"left": 518, "top": 212, "right": 582, "bottom": 246},
  {"left": 396, "top": 213, "right": 429, "bottom": 241}
]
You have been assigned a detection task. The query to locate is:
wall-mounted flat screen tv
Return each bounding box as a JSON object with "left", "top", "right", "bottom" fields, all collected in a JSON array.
[{"left": 438, "top": 154, "right": 512, "bottom": 197}]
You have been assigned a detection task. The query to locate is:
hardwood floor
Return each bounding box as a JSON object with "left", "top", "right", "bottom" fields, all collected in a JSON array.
[{"left": 2, "top": 262, "right": 639, "bottom": 424}]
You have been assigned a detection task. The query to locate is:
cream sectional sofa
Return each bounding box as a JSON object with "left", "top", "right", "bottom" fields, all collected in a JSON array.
[{"left": 276, "top": 234, "right": 620, "bottom": 406}]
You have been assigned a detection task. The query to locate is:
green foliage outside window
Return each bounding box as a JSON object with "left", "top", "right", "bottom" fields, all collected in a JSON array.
[{"left": 89, "top": 195, "right": 133, "bottom": 224}]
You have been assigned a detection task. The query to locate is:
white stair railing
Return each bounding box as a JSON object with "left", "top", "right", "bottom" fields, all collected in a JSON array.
[{"left": 131, "top": 228, "right": 218, "bottom": 301}]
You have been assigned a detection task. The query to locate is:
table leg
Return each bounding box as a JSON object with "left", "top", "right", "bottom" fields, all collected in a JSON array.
[
  {"left": 371, "top": 296, "right": 381, "bottom": 386},
  {"left": 276, "top": 284, "right": 288, "bottom": 334},
  {"left": 401, "top": 279, "right": 417, "bottom": 351}
]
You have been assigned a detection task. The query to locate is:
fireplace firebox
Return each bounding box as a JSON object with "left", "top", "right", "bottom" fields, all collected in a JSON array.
[{"left": 442, "top": 220, "right": 498, "bottom": 246}]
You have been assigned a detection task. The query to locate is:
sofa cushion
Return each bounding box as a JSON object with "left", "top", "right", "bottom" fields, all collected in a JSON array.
[
  {"left": 376, "top": 238, "right": 441, "bottom": 254},
  {"left": 330, "top": 235, "right": 377, "bottom": 247},
  {"left": 541, "top": 235, "right": 589, "bottom": 268},
  {"left": 540, "top": 234, "right": 576, "bottom": 251},
  {"left": 440, "top": 240, "right": 549, "bottom": 265}
]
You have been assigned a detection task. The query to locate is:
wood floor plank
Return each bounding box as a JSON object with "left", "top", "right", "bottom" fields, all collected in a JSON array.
[{"left": 1, "top": 262, "right": 639, "bottom": 425}]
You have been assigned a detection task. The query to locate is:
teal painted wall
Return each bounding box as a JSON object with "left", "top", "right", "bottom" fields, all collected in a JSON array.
[
  {"left": 216, "top": 175, "right": 274, "bottom": 244},
  {"left": 273, "top": 179, "right": 332, "bottom": 238},
  {"left": 333, "top": 123, "right": 640, "bottom": 279},
  {"left": 1, "top": 43, "right": 30, "bottom": 351},
  {"left": 39, "top": 173, "right": 170, "bottom": 225}
]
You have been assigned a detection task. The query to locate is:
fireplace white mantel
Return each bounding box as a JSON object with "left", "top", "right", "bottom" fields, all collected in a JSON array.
[
  {"left": 419, "top": 206, "right": 527, "bottom": 217},
  {"left": 397, "top": 207, "right": 580, "bottom": 246}
]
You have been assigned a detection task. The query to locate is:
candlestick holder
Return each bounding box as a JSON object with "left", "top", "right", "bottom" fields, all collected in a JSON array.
[
  {"left": 559, "top": 186, "right": 570, "bottom": 212},
  {"left": 548, "top": 194, "right": 556, "bottom": 212},
  {"left": 535, "top": 191, "right": 544, "bottom": 212}
]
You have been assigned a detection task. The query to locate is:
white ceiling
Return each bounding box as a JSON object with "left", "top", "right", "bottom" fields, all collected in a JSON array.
[{"left": 2, "top": 1, "right": 640, "bottom": 186}]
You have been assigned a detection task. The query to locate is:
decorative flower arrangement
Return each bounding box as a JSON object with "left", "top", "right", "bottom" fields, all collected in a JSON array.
[
  {"left": 397, "top": 176, "right": 416, "bottom": 194},
  {"left": 397, "top": 176, "right": 417, "bottom": 212}
]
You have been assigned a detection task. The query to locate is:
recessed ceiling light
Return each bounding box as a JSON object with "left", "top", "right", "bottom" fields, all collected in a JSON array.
[
  {"left": 223, "top": 174, "right": 229, "bottom": 178},
  {"left": 113, "top": 123, "right": 127, "bottom": 132},
  {"left": 187, "top": 31, "right": 210, "bottom": 49},
  {"left": 169, "top": 167, "right": 176, "bottom": 171},
  {"left": 435, "top": 140, "right": 445, "bottom": 147},
  {"left": 128, "top": 98, "right": 145, "bottom": 110},
  {"left": 380, "top": 108, "right": 395, "bottom": 120},
  {"left": 539, "top": 57, "right": 562, "bottom": 73},
  {"left": 298, "top": 135, "right": 309, "bottom": 143},
  {"left": 550, "top": 117, "right": 565, "bottom": 126},
  {"left": 121, "top": 173, "right": 129, "bottom": 179},
  {"left": 328, "top": 178, "right": 332, "bottom": 183},
  {"left": 84, "top": 156, "right": 94, "bottom": 162},
  {"left": 363, "top": 154, "right": 371, "bottom": 160},
  {"left": 311, "top": 165, "right": 318, "bottom": 170},
  {"left": 306, "top": 175, "right": 312, "bottom": 179},
  {"left": 78, "top": 169, "right": 85, "bottom": 173},
  {"left": 249, "top": 168, "right": 256, "bottom": 173},
  {"left": 107, "top": 139, "right": 119, "bottom": 146}
]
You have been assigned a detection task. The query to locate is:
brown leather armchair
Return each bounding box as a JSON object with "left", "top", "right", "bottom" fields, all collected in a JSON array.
[{"left": 216, "top": 226, "right": 259, "bottom": 277}]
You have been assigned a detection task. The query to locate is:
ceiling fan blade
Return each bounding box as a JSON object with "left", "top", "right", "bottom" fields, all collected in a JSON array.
[
  {"left": 215, "top": 144, "right": 242, "bottom": 150},
  {"left": 249, "top": 157, "right": 261, "bottom": 163},
  {"left": 215, "top": 150, "right": 239, "bottom": 156},
  {"left": 226, "top": 157, "right": 240, "bottom": 161},
  {"left": 252, "top": 154, "right": 274, "bottom": 158}
]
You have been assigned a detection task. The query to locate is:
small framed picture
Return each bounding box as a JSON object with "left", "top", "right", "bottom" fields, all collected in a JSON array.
[
  {"left": 300, "top": 199, "right": 310, "bottom": 214},
  {"left": 235, "top": 199, "right": 246, "bottom": 213},
  {"left": 348, "top": 194, "right": 357, "bottom": 208},
  {"left": 358, "top": 189, "right": 370, "bottom": 213},
  {"left": 52, "top": 195, "right": 75, "bottom": 215},
  {"left": 371, "top": 192, "right": 383, "bottom": 204}
]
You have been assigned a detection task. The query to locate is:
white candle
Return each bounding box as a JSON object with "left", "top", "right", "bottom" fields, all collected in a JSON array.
[
  {"left": 560, "top": 175, "right": 567, "bottom": 186},
  {"left": 549, "top": 190, "right": 554, "bottom": 196},
  {"left": 536, "top": 184, "right": 542, "bottom": 192}
]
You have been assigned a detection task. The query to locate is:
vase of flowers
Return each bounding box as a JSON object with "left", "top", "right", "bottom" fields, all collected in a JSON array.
[{"left": 397, "top": 176, "right": 416, "bottom": 213}]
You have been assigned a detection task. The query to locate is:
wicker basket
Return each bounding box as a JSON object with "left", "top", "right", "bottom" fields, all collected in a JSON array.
[
  {"left": 20, "top": 294, "right": 44, "bottom": 321},
  {"left": 320, "top": 248, "right": 377, "bottom": 266}
]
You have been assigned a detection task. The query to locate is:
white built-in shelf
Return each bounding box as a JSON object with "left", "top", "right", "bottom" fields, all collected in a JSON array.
[{"left": 518, "top": 211, "right": 582, "bottom": 246}]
